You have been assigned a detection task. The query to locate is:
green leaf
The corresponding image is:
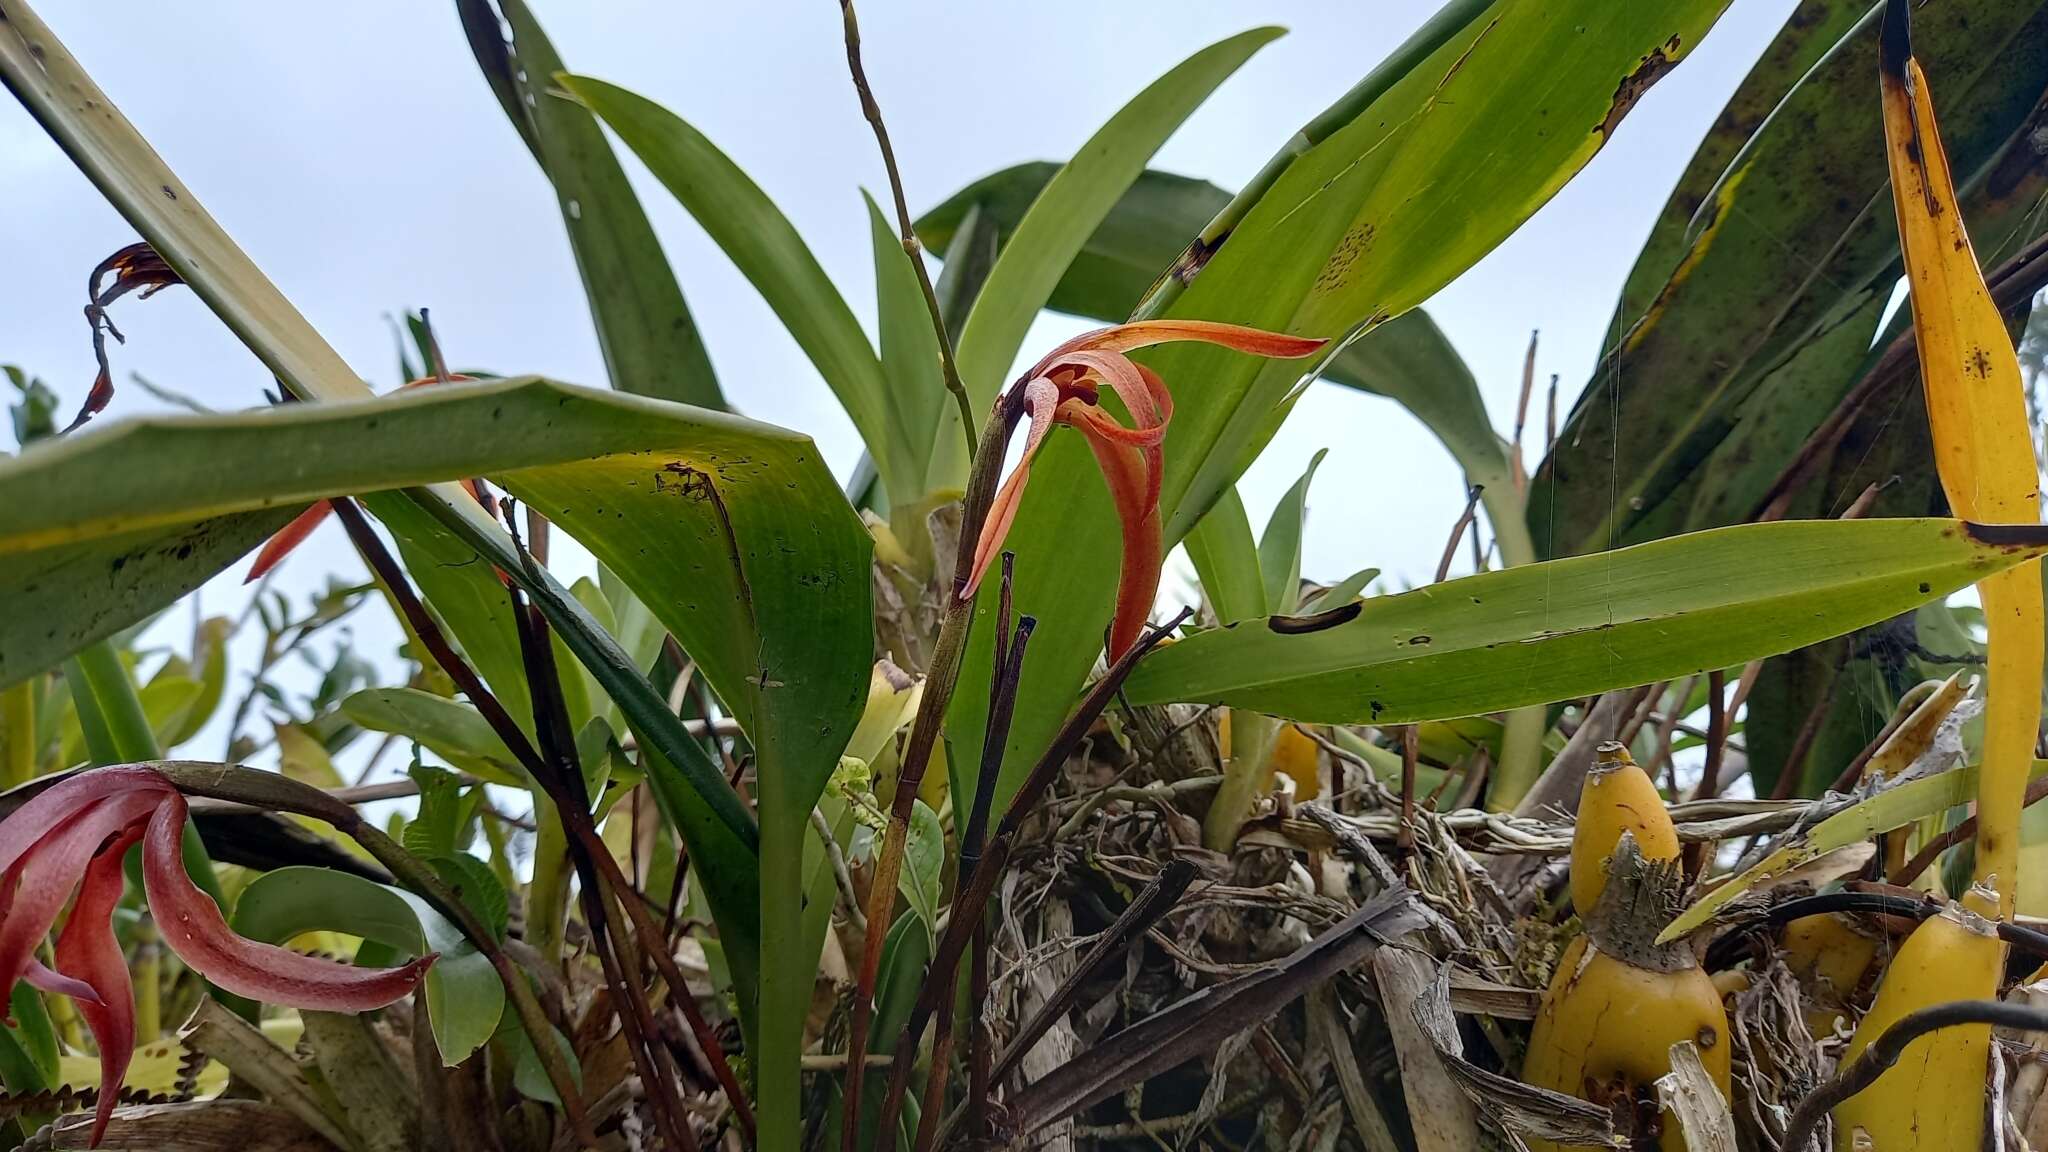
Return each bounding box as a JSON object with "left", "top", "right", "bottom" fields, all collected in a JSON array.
[
  {"left": 0, "top": 986, "right": 55, "bottom": 1095},
  {"left": 57, "top": 674, "right": 199, "bottom": 769},
  {"left": 454, "top": 0, "right": 725, "bottom": 409},
  {"left": 341, "top": 688, "right": 525, "bottom": 787},
  {"left": 1662, "top": 758, "right": 2048, "bottom": 942},
  {"left": 0, "top": 377, "right": 872, "bottom": 1065},
  {"left": 233, "top": 866, "right": 505, "bottom": 1064},
  {"left": 6, "top": 365, "right": 59, "bottom": 448},
  {"left": 156, "top": 615, "right": 229, "bottom": 747},
  {"left": 404, "top": 762, "right": 466, "bottom": 859},
  {"left": 926, "top": 27, "right": 1282, "bottom": 489},
  {"left": 597, "top": 563, "right": 666, "bottom": 679},
  {"left": 1304, "top": 566, "right": 1379, "bottom": 614},
  {"left": 1258, "top": 450, "right": 1326, "bottom": 615},
  {"left": 1185, "top": 487, "right": 1266, "bottom": 625},
  {"left": 868, "top": 192, "right": 947, "bottom": 509},
  {"left": 915, "top": 164, "right": 1232, "bottom": 326},
  {"left": 428, "top": 853, "right": 510, "bottom": 943},
  {"left": 898, "top": 799, "right": 943, "bottom": 937},
  {"left": 932, "top": 202, "right": 998, "bottom": 342},
  {"left": 557, "top": 75, "right": 893, "bottom": 490},
  {"left": 949, "top": 0, "right": 1732, "bottom": 820},
  {"left": 1324, "top": 312, "right": 1531, "bottom": 566},
  {"left": 1122, "top": 518, "right": 2048, "bottom": 724},
  {"left": 1533, "top": 0, "right": 2048, "bottom": 556},
  {"left": 274, "top": 723, "right": 343, "bottom": 789}
]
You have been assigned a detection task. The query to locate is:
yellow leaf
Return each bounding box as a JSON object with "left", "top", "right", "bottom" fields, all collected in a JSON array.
[{"left": 1879, "top": 0, "right": 2042, "bottom": 917}]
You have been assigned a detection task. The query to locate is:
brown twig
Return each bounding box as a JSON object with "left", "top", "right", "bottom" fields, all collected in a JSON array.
[
  {"left": 836, "top": 0, "right": 976, "bottom": 457},
  {"left": 989, "top": 859, "right": 1199, "bottom": 1086},
  {"left": 1435, "top": 485, "right": 1484, "bottom": 583},
  {"left": 1695, "top": 670, "right": 1730, "bottom": 804},
  {"left": 503, "top": 532, "right": 700, "bottom": 1152},
  {"left": 1511, "top": 330, "right": 1537, "bottom": 494},
  {"left": 963, "top": 556, "right": 1029, "bottom": 1142}
]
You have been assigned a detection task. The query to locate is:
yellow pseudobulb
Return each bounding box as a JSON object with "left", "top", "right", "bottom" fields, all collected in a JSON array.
[
  {"left": 1570, "top": 742, "right": 1679, "bottom": 917},
  {"left": 1526, "top": 835, "right": 1730, "bottom": 1152},
  {"left": 1781, "top": 912, "right": 1881, "bottom": 1039},
  {"left": 1831, "top": 889, "right": 2003, "bottom": 1149}
]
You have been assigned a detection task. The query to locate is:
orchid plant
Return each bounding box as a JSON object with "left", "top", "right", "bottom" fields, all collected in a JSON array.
[{"left": 5, "top": 0, "right": 2040, "bottom": 1150}]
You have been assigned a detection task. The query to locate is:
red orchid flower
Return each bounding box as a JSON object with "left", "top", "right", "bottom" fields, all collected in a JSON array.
[
  {"left": 0, "top": 766, "right": 431, "bottom": 1146},
  {"left": 966, "top": 320, "right": 1327, "bottom": 659},
  {"left": 244, "top": 374, "right": 488, "bottom": 583}
]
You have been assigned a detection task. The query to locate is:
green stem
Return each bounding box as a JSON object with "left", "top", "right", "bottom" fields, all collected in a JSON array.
[
  {"left": 69, "top": 641, "right": 229, "bottom": 910},
  {"left": 524, "top": 791, "right": 571, "bottom": 962},
  {"left": 757, "top": 810, "right": 806, "bottom": 1152},
  {"left": 1482, "top": 483, "right": 1547, "bottom": 812},
  {"left": 1202, "top": 711, "right": 1277, "bottom": 850},
  {"left": 72, "top": 642, "right": 154, "bottom": 761},
  {"left": 63, "top": 656, "right": 121, "bottom": 768}
]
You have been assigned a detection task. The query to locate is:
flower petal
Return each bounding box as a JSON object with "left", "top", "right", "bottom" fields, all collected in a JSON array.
[
  {"left": 964, "top": 378, "right": 1061, "bottom": 599},
  {"left": 1071, "top": 428, "right": 1163, "bottom": 661},
  {"left": 24, "top": 959, "right": 102, "bottom": 1006},
  {"left": 1048, "top": 351, "right": 1164, "bottom": 427},
  {"left": 142, "top": 794, "right": 432, "bottom": 1010},
  {"left": 244, "top": 503, "right": 332, "bottom": 583},
  {"left": 1059, "top": 400, "right": 1164, "bottom": 515},
  {"left": 0, "top": 792, "right": 161, "bottom": 1002},
  {"left": 0, "top": 767, "right": 174, "bottom": 879},
  {"left": 57, "top": 827, "right": 141, "bottom": 1148},
  {"left": 1032, "top": 320, "right": 1326, "bottom": 367}
]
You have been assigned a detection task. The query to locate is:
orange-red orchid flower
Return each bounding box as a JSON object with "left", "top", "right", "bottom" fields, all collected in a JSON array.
[
  {"left": 244, "top": 375, "right": 487, "bottom": 583},
  {"left": 966, "top": 321, "right": 1326, "bottom": 659},
  {"left": 0, "top": 766, "right": 431, "bottom": 1145}
]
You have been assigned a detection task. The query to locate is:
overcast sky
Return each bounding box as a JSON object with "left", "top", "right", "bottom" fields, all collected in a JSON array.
[{"left": 1, "top": 0, "right": 1802, "bottom": 763}]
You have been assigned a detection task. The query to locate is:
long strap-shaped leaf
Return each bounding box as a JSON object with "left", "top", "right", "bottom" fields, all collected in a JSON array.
[
  {"left": 455, "top": 0, "right": 727, "bottom": 410},
  {"left": 925, "top": 27, "right": 1284, "bottom": 490},
  {"left": 1878, "top": 0, "right": 2043, "bottom": 916},
  {"left": 1122, "top": 518, "right": 2048, "bottom": 725}
]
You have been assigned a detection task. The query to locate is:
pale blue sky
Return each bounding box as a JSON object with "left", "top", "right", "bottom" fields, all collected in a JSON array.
[{"left": 1, "top": 0, "right": 1802, "bottom": 763}]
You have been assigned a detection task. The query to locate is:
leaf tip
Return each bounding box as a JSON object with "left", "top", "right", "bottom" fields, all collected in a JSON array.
[{"left": 1880, "top": 0, "right": 1912, "bottom": 81}]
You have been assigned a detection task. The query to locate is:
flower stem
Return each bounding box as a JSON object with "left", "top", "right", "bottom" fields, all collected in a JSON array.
[
  {"left": 836, "top": 0, "right": 977, "bottom": 462},
  {"left": 843, "top": 402, "right": 1012, "bottom": 1150}
]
